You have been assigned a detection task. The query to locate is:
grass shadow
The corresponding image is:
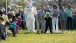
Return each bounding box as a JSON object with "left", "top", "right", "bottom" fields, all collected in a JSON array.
[
  {"left": 52, "top": 32, "right": 63, "bottom": 34},
  {"left": 24, "top": 32, "right": 63, "bottom": 35},
  {"left": 24, "top": 32, "right": 37, "bottom": 34}
]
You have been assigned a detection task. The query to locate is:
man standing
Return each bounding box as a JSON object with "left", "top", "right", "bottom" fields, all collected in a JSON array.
[
  {"left": 36, "top": 7, "right": 45, "bottom": 33},
  {"left": 45, "top": 5, "right": 51, "bottom": 17},
  {"left": 60, "top": 6, "right": 67, "bottom": 33}
]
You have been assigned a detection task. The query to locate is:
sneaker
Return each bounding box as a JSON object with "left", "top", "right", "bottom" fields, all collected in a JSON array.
[
  {"left": 41, "top": 31, "right": 44, "bottom": 33},
  {"left": 50, "top": 31, "right": 52, "bottom": 33},
  {"left": 44, "top": 32, "right": 46, "bottom": 33},
  {"left": 37, "top": 31, "right": 40, "bottom": 34}
]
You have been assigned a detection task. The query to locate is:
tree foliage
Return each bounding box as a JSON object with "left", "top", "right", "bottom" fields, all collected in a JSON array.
[
  {"left": 16, "top": 0, "right": 26, "bottom": 9},
  {"left": 0, "top": 0, "right": 11, "bottom": 7}
]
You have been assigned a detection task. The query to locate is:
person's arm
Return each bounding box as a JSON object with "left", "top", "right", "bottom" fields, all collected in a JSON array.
[
  {"left": 44, "top": 17, "right": 46, "bottom": 20},
  {"left": 58, "top": 10, "right": 60, "bottom": 17},
  {"left": 50, "top": 9, "right": 53, "bottom": 19},
  {"left": 36, "top": 10, "right": 40, "bottom": 22},
  {"left": 65, "top": 8, "right": 68, "bottom": 15},
  {"left": 65, "top": 12, "right": 67, "bottom": 21},
  {"left": 56, "top": 9, "right": 60, "bottom": 18},
  {"left": 72, "top": 8, "right": 75, "bottom": 15},
  {"left": 19, "top": 20, "right": 25, "bottom": 22},
  {"left": 59, "top": 10, "right": 61, "bottom": 18},
  {"left": 33, "top": 7, "right": 37, "bottom": 16},
  {"left": 49, "top": 17, "right": 52, "bottom": 19},
  {"left": 25, "top": 18, "right": 30, "bottom": 21}
]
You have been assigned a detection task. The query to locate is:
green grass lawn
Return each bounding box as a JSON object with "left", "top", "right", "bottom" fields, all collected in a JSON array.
[{"left": 0, "top": 30, "right": 76, "bottom": 43}]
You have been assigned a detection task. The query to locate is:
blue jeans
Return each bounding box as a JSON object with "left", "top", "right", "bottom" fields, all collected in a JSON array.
[{"left": 67, "top": 17, "right": 73, "bottom": 31}]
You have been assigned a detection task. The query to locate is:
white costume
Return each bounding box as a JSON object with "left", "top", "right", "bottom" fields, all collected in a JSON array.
[{"left": 24, "top": 2, "right": 37, "bottom": 32}]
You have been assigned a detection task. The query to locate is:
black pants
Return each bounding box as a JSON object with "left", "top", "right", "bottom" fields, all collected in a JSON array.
[
  {"left": 1, "top": 34, "right": 6, "bottom": 40},
  {"left": 20, "top": 22, "right": 26, "bottom": 30},
  {"left": 45, "top": 24, "right": 52, "bottom": 33},
  {"left": 10, "top": 28, "right": 16, "bottom": 37},
  {"left": 67, "top": 17, "right": 73, "bottom": 31}
]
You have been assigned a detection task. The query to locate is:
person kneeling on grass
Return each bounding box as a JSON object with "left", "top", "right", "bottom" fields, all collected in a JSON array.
[
  {"left": 44, "top": 14, "right": 52, "bottom": 33},
  {"left": 10, "top": 18, "right": 20, "bottom": 37},
  {"left": 16, "top": 16, "right": 25, "bottom": 34}
]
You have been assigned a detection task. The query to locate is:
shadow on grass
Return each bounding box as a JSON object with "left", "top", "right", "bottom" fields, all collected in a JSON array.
[
  {"left": 52, "top": 32, "right": 63, "bottom": 34},
  {"left": 24, "top": 32, "right": 36, "bottom": 34},
  {"left": 24, "top": 32, "right": 63, "bottom": 35}
]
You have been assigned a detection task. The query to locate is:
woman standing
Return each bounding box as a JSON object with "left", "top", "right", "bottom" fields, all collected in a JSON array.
[
  {"left": 65, "top": 5, "right": 74, "bottom": 32},
  {"left": 51, "top": 5, "right": 60, "bottom": 33}
]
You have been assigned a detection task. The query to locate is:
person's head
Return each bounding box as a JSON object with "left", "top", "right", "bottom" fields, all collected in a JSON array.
[
  {"left": 8, "top": 6, "right": 11, "bottom": 10},
  {"left": 21, "top": 10, "right": 24, "bottom": 14},
  {"left": 18, "top": 10, "right": 21, "bottom": 13},
  {"left": 11, "top": 11, "right": 15, "bottom": 16},
  {"left": 17, "top": 16, "right": 22, "bottom": 20},
  {"left": 5, "top": 21, "right": 10, "bottom": 27},
  {"left": 41, "top": 6, "right": 45, "bottom": 11},
  {"left": 0, "top": 10, "right": 3, "bottom": 17},
  {"left": 0, "top": 17, "right": 4, "bottom": 23},
  {"left": 13, "top": 18, "right": 18, "bottom": 22},
  {"left": 75, "top": 8, "right": 76, "bottom": 10},
  {"left": 46, "top": 5, "right": 50, "bottom": 10},
  {"left": 53, "top": 5, "right": 57, "bottom": 9},
  {"left": 61, "top": 6, "right": 64, "bottom": 10},
  {"left": 46, "top": 14, "right": 49, "bottom": 17},
  {"left": 67, "top": 4, "right": 71, "bottom": 9}
]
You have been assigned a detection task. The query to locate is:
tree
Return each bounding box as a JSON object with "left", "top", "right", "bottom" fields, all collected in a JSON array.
[
  {"left": 54, "top": 0, "right": 73, "bottom": 10},
  {"left": 47, "top": 0, "right": 73, "bottom": 10},
  {"left": 0, "top": 0, "right": 11, "bottom": 7},
  {"left": 16, "top": 0, "right": 26, "bottom": 10}
]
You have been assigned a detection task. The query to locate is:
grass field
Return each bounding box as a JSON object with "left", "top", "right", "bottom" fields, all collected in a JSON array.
[{"left": 0, "top": 30, "right": 76, "bottom": 43}]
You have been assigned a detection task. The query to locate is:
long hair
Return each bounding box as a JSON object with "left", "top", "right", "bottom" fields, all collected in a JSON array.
[
  {"left": 53, "top": 5, "right": 57, "bottom": 9},
  {"left": 67, "top": 4, "right": 71, "bottom": 8}
]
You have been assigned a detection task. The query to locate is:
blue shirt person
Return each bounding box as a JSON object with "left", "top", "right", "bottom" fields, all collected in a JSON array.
[{"left": 59, "top": 6, "right": 67, "bottom": 33}]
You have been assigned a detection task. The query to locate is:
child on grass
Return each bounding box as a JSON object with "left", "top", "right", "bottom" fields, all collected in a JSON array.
[
  {"left": 16, "top": 16, "right": 25, "bottom": 34},
  {"left": 44, "top": 14, "right": 52, "bottom": 33}
]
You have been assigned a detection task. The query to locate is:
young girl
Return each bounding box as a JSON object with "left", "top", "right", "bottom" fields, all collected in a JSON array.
[{"left": 16, "top": 16, "right": 25, "bottom": 34}]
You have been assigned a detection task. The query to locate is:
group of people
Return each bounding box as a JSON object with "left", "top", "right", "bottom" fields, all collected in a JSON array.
[
  {"left": 0, "top": 6, "right": 26, "bottom": 40},
  {"left": 36, "top": 4, "right": 75, "bottom": 34},
  {"left": 0, "top": 4, "right": 75, "bottom": 41}
]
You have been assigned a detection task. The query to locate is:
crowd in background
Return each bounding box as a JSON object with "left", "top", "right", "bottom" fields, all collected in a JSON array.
[{"left": 0, "top": 4, "right": 76, "bottom": 40}]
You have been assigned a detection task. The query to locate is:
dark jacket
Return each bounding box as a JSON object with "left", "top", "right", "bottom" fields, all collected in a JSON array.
[
  {"left": 16, "top": 13, "right": 24, "bottom": 20},
  {"left": 44, "top": 17, "right": 51, "bottom": 25}
]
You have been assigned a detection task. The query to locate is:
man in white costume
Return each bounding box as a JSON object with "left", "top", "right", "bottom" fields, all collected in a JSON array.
[{"left": 24, "top": 1, "right": 37, "bottom": 32}]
